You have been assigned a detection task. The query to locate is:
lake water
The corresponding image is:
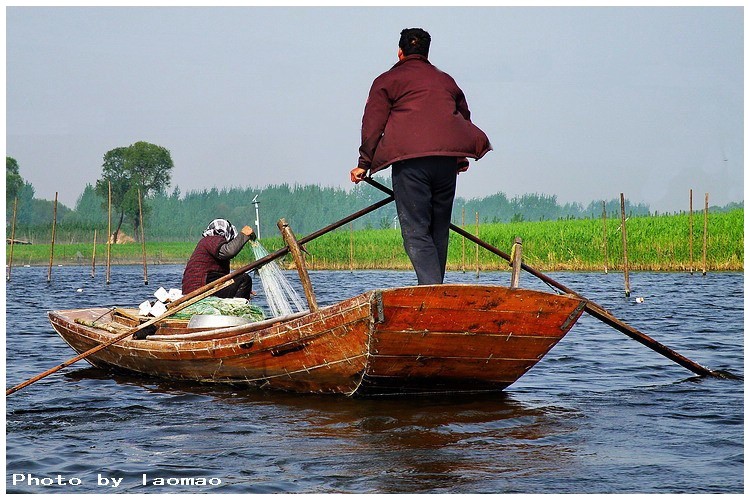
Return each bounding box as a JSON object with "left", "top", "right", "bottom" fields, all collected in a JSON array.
[{"left": 5, "top": 265, "right": 744, "bottom": 493}]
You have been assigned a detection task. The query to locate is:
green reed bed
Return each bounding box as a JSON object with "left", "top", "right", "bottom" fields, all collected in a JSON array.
[{"left": 7, "top": 209, "right": 743, "bottom": 272}]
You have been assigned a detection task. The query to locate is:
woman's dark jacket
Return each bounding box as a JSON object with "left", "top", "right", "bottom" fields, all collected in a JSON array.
[{"left": 181, "top": 233, "right": 249, "bottom": 294}]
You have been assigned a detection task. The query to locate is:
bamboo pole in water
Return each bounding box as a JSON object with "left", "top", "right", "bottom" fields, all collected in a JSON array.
[
  {"left": 461, "top": 206, "right": 466, "bottom": 273},
  {"left": 689, "top": 189, "right": 694, "bottom": 275},
  {"left": 475, "top": 211, "right": 479, "bottom": 278},
  {"left": 47, "top": 192, "right": 58, "bottom": 282},
  {"left": 138, "top": 188, "right": 148, "bottom": 285},
  {"left": 602, "top": 200, "right": 608, "bottom": 274},
  {"left": 7, "top": 197, "right": 18, "bottom": 282},
  {"left": 702, "top": 192, "right": 709, "bottom": 276},
  {"left": 349, "top": 222, "right": 354, "bottom": 272},
  {"left": 620, "top": 193, "right": 630, "bottom": 297},
  {"left": 91, "top": 229, "right": 97, "bottom": 278},
  {"left": 106, "top": 181, "right": 112, "bottom": 285}
]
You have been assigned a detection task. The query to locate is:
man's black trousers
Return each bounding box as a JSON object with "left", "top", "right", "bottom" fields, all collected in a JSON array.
[{"left": 392, "top": 156, "right": 458, "bottom": 285}]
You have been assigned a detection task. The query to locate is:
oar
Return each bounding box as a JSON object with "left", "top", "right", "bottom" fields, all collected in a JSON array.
[
  {"left": 6, "top": 195, "right": 395, "bottom": 396},
  {"left": 362, "top": 176, "right": 732, "bottom": 379},
  {"left": 6, "top": 279, "right": 235, "bottom": 396}
]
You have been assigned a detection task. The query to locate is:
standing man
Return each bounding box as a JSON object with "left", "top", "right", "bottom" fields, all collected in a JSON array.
[{"left": 351, "top": 27, "right": 491, "bottom": 284}]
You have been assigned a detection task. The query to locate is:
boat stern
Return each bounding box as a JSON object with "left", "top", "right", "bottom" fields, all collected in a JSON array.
[{"left": 357, "top": 284, "right": 586, "bottom": 396}]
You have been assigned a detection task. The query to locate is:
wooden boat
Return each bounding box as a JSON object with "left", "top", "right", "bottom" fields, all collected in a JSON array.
[{"left": 48, "top": 284, "right": 587, "bottom": 396}]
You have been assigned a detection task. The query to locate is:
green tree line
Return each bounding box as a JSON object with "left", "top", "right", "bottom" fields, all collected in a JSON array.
[
  {"left": 9, "top": 180, "right": 664, "bottom": 244},
  {"left": 6, "top": 153, "right": 742, "bottom": 245}
]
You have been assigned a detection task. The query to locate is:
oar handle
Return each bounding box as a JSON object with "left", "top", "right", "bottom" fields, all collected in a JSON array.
[{"left": 362, "top": 176, "right": 724, "bottom": 379}]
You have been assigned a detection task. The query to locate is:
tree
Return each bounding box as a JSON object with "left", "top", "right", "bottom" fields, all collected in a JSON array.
[
  {"left": 6, "top": 156, "right": 23, "bottom": 211},
  {"left": 64, "top": 183, "right": 106, "bottom": 226},
  {"left": 95, "top": 141, "right": 174, "bottom": 242}
]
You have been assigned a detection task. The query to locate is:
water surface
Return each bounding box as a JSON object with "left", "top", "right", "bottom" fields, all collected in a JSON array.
[{"left": 5, "top": 266, "right": 743, "bottom": 493}]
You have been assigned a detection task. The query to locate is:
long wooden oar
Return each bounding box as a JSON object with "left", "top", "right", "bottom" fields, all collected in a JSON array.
[
  {"left": 6, "top": 195, "right": 395, "bottom": 396},
  {"left": 6, "top": 279, "right": 235, "bottom": 396},
  {"left": 362, "top": 176, "right": 730, "bottom": 379}
]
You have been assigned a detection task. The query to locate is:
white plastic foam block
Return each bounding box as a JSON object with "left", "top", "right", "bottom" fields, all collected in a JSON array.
[
  {"left": 167, "top": 288, "right": 183, "bottom": 301},
  {"left": 150, "top": 301, "right": 168, "bottom": 317},
  {"left": 138, "top": 300, "right": 152, "bottom": 316},
  {"left": 154, "top": 287, "right": 169, "bottom": 303}
]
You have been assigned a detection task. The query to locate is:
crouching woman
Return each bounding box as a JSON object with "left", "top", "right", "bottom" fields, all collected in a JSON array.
[{"left": 182, "top": 218, "right": 256, "bottom": 300}]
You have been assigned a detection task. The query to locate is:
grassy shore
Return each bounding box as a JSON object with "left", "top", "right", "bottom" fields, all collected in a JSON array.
[{"left": 6, "top": 209, "right": 743, "bottom": 272}]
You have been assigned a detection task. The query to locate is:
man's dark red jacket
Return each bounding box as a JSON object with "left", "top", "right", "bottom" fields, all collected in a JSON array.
[{"left": 358, "top": 54, "right": 491, "bottom": 174}]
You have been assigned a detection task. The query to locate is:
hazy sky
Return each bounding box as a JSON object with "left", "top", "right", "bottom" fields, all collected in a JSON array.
[{"left": 6, "top": 6, "right": 744, "bottom": 213}]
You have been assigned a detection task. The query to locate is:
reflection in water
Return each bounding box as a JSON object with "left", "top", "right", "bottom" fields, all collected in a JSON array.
[{"left": 63, "top": 367, "right": 581, "bottom": 493}]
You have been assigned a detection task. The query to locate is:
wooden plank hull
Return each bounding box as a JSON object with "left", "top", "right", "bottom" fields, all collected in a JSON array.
[{"left": 48, "top": 284, "right": 586, "bottom": 396}]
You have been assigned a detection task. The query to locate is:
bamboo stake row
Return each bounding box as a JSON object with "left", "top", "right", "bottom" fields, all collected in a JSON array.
[
  {"left": 3, "top": 189, "right": 715, "bottom": 284},
  {"left": 6, "top": 181, "right": 152, "bottom": 285},
  {"left": 602, "top": 190, "right": 711, "bottom": 297}
]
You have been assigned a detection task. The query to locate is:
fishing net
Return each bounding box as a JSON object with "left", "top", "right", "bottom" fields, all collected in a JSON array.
[
  {"left": 251, "top": 241, "right": 306, "bottom": 317},
  {"left": 172, "top": 296, "right": 266, "bottom": 322}
]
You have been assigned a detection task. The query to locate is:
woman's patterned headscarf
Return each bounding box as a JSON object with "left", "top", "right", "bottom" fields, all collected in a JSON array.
[{"left": 202, "top": 219, "right": 237, "bottom": 242}]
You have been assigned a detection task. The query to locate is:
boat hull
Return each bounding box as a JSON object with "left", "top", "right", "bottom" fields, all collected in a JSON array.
[{"left": 48, "top": 284, "right": 586, "bottom": 396}]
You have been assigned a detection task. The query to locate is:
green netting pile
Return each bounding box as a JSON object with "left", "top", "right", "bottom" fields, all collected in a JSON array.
[{"left": 172, "top": 297, "right": 266, "bottom": 322}]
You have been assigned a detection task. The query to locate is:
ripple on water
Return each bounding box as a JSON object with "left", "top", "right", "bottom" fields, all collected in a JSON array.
[{"left": 5, "top": 268, "right": 744, "bottom": 493}]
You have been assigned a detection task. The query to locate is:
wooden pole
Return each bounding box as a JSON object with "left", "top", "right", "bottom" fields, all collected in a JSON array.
[
  {"left": 509, "top": 237, "right": 522, "bottom": 289},
  {"left": 702, "top": 192, "right": 708, "bottom": 276},
  {"left": 7, "top": 197, "right": 18, "bottom": 282},
  {"left": 91, "top": 229, "right": 97, "bottom": 278},
  {"left": 461, "top": 206, "right": 466, "bottom": 273},
  {"left": 362, "top": 176, "right": 731, "bottom": 379},
  {"left": 277, "top": 218, "right": 318, "bottom": 312},
  {"left": 349, "top": 222, "right": 354, "bottom": 272},
  {"left": 689, "top": 189, "right": 694, "bottom": 275},
  {"left": 47, "top": 192, "right": 58, "bottom": 282},
  {"left": 475, "top": 211, "right": 480, "bottom": 278},
  {"left": 602, "top": 200, "right": 608, "bottom": 274},
  {"left": 106, "top": 181, "right": 112, "bottom": 285},
  {"left": 138, "top": 188, "right": 148, "bottom": 285},
  {"left": 620, "top": 193, "right": 630, "bottom": 297}
]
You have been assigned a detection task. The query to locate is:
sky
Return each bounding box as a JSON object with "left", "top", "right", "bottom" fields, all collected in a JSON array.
[{"left": 6, "top": 6, "right": 744, "bottom": 213}]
